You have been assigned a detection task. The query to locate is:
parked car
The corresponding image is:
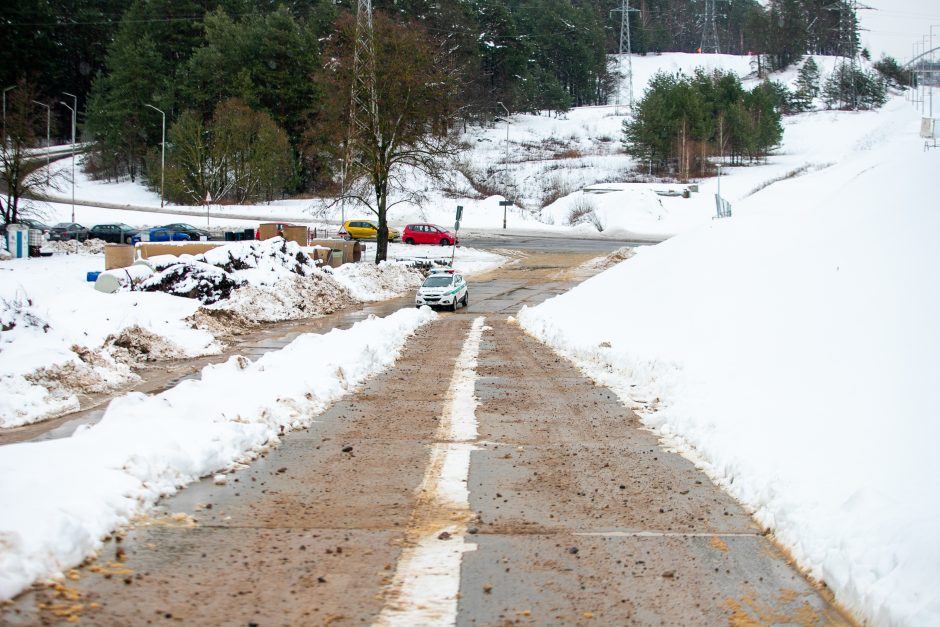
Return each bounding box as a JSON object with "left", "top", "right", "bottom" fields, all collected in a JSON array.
[
  {"left": 49, "top": 222, "right": 89, "bottom": 241},
  {"left": 131, "top": 226, "right": 192, "bottom": 244},
  {"left": 403, "top": 223, "right": 458, "bottom": 246},
  {"left": 338, "top": 219, "right": 400, "bottom": 242},
  {"left": 88, "top": 223, "right": 140, "bottom": 244},
  {"left": 415, "top": 268, "right": 468, "bottom": 311},
  {"left": 161, "top": 223, "right": 210, "bottom": 241}
]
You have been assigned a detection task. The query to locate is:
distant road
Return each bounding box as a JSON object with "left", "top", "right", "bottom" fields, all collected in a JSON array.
[{"left": 462, "top": 230, "right": 665, "bottom": 251}]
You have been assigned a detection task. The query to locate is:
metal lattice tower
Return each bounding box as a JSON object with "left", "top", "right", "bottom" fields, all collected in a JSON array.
[
  {"left": 701, "top": 0, "right": 720, "bottom": 54},
  {"left": 341, "top": 0, "right": 379, "bottom": 222},
  {"left": 827, "top": 0, "right": 860, "bottom": 109},
  {"left": 612, "top": 0, "right": 640, "bottom": 113},
  {"left": 350, "top": 0, "right": 380, "bottom": 145}
]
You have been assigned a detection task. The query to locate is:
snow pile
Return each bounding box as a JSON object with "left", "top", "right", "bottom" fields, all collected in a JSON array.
[
  {"left": 136, "top": 238, "right": 427, "bottom": 321},
  {"left": 0, "top": 307, "right": 436, "bottom": 600},
  {"left": 41, "top": 239, "right": 108, "bottom": 255},
  {"left": 0, "top": 256, "right": 219, "bottom": 428},
  {"left": 387, "top": 243, "right": 508, "bottom": 276},
  {"left": 332, "top": 261, "right": 424, "bottom": 302},
  {"left": 518, "top": 98, "right": 940, "bottom": 625}
]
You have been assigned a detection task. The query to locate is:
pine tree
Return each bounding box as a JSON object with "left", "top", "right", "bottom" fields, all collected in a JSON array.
[
  {"left": 84, "top": 27, "right": 167, "bottom": 181},
  {"left": 793, "top": 57, "right": 820, "bottom": 111}
]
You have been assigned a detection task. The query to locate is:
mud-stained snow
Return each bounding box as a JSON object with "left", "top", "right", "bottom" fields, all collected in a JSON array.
[{"left": 0, "top": 307, "right": 437, "bottom": 601}]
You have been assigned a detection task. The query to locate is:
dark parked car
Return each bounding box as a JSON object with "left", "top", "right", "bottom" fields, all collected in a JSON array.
[
  {"left": 161, "top": 223, "right": 210, "bottom": 241},
  {"left": 131, "top": 227, "right": 192, "bottom": 244},
  {"left": 88, "top": 223, "right": 140, "bottom": 244},
  {"left": 16, "top": 219, "right": 51, "bottom": 235},
  {"left": 49, "top": 222, "right": 89, "bottom": 241}
]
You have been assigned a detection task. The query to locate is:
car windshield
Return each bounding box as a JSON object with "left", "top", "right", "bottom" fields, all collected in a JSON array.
[
  {"left": 422, "top": 276, "right": 453, "bottom": 288},
  {"left": 53, "top": 223, "right": 70, "bottom": 228}
]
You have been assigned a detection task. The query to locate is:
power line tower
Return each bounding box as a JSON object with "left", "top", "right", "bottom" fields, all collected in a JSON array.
[
  {"left": 700, "top": 0, "right": 720, "bottom": 54},
  {"left": 827, "top": 0, "right": 863, "bottom": 109},
  {"left": 341, "top": 0, "right": 380, "bottom": 223},
  {"left": 351, "top": 0, "right": 380, "bottom": 142},
  {"left": 612, "top": 0, "right": 640, "bottom": 112}
]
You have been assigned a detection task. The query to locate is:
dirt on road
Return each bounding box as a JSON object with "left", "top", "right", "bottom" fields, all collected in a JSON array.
[{"left": 1, "top": 249, "right": 855, "bottom": 626}]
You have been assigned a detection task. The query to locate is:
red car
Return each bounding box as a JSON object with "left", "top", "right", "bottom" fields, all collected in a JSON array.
[{"left": 403, "top": 223, "right": 458, "bottom": 246}]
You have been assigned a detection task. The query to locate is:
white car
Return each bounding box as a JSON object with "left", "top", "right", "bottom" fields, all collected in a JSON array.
[{"left": 415, "top": 268, "right": 468, "bottom": 311}]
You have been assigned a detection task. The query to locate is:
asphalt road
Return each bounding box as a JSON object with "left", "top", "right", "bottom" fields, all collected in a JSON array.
[{"left": 2, "top": 248, "right": 852, "bottom": 625}]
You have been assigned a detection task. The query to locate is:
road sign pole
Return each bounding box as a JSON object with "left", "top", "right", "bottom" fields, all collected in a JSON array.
[{"left": 451, "top": 205, "right": 462, "bottom": 266}]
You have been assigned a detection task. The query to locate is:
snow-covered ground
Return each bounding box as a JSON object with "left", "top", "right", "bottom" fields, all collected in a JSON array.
[
  {"left": 0, "top": 306, "right": 436, "bottom": 600},
  {"left": 3, "top": 46, "right": 937, "bottom": 622},
  {"left": 23, "top": 53, "right": 871, "bottom": 243},
  {"left": 0, "top": 238, "right": 504, "bottom": 428},
  {"left": 518, "top": 93, "right": 940, "bottom": 625}
]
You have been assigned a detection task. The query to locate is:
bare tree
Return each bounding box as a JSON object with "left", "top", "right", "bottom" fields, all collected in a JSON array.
[
  {"left": 314, "top": 12, "right": 462, "bottom": 263},
  {"left": 1, "top": 82, "right": 58, "bottom": 226}
]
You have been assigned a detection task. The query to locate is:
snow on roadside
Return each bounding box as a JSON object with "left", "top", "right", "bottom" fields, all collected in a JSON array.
[
  {"left": 387, "top": 243, "right": 508, "bottom": 276},
  {"left": 0, "top": 238, "right": 436, "bottom": 428},
  {"left": 0, "top": 255, "right": 219, "bottom": 428},
  {"left": 0, "top": 306, "right": 436, "bottom": 601},
  {"left": 517, "top": 103, "right": 940, "bottom": 625}
]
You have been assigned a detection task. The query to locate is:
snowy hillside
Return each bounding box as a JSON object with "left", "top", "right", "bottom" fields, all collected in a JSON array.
[
  {"left": 519, "top": 91, "right": 940, "bottom": 626},
  {"left": 34, "top": 53, "right": 862, "bottom": 241}
]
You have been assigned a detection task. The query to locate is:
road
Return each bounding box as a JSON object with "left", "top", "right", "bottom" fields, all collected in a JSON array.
[{"left": 1, "top": 247, "right": 851, "bottom": 625}]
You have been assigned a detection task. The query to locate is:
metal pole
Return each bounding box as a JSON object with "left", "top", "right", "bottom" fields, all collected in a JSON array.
[
  {"left": 2, "top": 85, "right": 16, "bottom": 145},
  {"left": 58, "top": 101, "right": 76, "bottom": 224},
  {"left": 497, "top": 101, "right": 509, "bottom": 229},
  {"left": 31, "top": 101, "right": 51, "bottom": 185},
  {"left": 63, "top": 92, "right": 77, "bottom": 223},
  {"left": 144, "top": 104, "right": 165, "bottom": 207}
]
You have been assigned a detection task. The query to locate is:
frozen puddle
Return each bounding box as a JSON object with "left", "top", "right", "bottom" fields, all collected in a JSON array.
[{"left": 375, "top": 316, "right": 486, "bottom": 626}]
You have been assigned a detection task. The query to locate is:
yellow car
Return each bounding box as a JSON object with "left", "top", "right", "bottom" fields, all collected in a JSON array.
[{"left": 339, "top": 219, "right": 400, "bottom": 241}]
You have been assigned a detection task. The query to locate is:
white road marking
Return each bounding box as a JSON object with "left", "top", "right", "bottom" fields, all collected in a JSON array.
[{"left": 375, "top": 317, "right": 487, "bottom": 627}]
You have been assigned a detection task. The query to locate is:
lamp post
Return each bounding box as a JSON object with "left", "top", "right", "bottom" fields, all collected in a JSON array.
[
  {"left": 31, "top": 100, "right": 51, "bottom": 185},
  {"left": 929, "top": 25, "right": 939, "bottom": 119},
  {"left": 58, "top": 101, "right": 76, "bottom": 223},
  {"left": 3, "top": 85, "right": 16, "bottom": 145},
  {"left": 497, "top": 101, "right": 510, "bottom": 229},
  {"left": 144, "top": 104, "right": 165, "bottom": 207}
]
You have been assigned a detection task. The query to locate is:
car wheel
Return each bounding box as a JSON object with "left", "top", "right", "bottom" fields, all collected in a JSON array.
[
  {"left": 405, "top": 238, "right": 414, "bottom": 245},
  {"left": 344, "top": 235, "right": 352, "bottom": 241},
  {"left": 440, "top": 239, "right": 450, "bottom": 246},
  {"left": 462, "top": 292, "right": 469, "bottom": 307}
]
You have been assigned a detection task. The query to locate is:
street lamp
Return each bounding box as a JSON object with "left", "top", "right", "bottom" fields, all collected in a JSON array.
[
  {"left": 3, "top": 85, "right": 16, "bottom": 145},
  {"left": 497, "top": 101, "right": 510, "bottom": 229},
  {"left": 31, "top": 100, "right": 51, "bottom": 185},
  {"left": 144, "top": 104, "right": 166, "bottom": 207},
  {"left": 58, "top": 100, "right": 76, "bottom": 223}
]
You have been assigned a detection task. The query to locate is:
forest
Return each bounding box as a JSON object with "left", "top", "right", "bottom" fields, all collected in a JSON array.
[{"left": 2, "top": 0, "right": 868, "bottom": 203}]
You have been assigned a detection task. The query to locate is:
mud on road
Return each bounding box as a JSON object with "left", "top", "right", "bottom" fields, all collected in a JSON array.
[{"left": 2, "top": 248, "right": 853, "bottom": 625}]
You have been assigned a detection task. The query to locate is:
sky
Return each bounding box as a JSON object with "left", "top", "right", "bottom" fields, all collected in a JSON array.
[{"left": 858, "top": 0, "right": 940, "bottom": 63}]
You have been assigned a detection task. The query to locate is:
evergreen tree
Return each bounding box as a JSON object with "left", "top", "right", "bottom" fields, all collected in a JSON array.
[
  {"left": 874, "top": 55, "right": 913, "bottom": 89},
  {"left": 84, "top": 27, "right": 167, "bottom": 181},
  {"left": 793, "top": 56, "right": 821, "bottom": 111}
]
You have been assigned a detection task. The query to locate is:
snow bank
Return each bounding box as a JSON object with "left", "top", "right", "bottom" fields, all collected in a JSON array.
[
  {"left": 518, "top": 99, "right": 940, "bottom": 625},
  {"left": 0, "top": 307, "right": 436, "bottom": 600},
  {"left": 0, "top": 255, "right": 218, "bottom": 428}
]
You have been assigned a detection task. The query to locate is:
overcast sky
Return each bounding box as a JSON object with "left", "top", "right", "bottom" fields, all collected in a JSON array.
[{"left": 858, "top": 0, "right": 940, "bottom": 62}]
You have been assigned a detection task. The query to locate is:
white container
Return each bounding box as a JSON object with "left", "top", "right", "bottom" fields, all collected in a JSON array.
[{"left": 94, "top": 265, "right": 154, "bottom": 293}]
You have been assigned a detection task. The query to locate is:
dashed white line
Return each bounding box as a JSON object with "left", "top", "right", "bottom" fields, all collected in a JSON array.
[{"left": 374, "top": 316, "right": 487, "bottom": 627}]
